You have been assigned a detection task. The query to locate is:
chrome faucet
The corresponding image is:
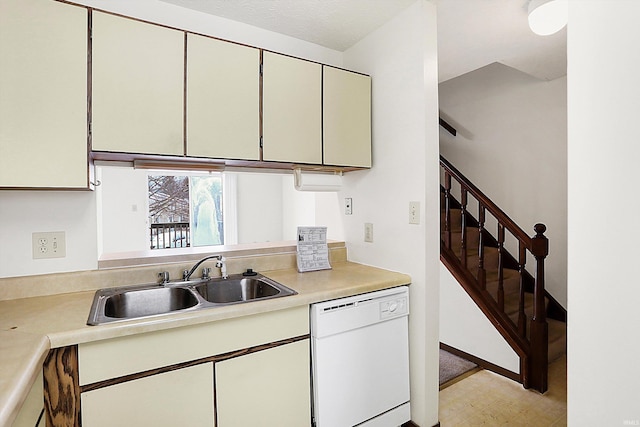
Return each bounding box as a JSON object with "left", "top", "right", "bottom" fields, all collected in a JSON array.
[
  {"left": 183, "top": 255, "right": 227, "bottom": 281},
  {"left": 158, "top": 271, "right": 170, "bottom": 284}
]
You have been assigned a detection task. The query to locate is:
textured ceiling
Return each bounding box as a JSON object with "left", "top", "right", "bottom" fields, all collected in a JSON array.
[
  {"left": 159, "top": 0, "right": 566, "bottom": 82},
  {"left": 158, "top": 0, "right": 416, "bottom": 51},
  {"left": 435, "top": 0, "right": 566, "bottom": 82}
]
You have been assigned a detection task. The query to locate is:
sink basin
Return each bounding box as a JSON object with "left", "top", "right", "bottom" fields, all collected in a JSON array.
[
  {"left": 87, "top": 285, "right": 200, "bottom": 325},
  {"left": 87, "top": 273, "right": 296, "bottom": 325},
  {"left": 104, "top": 287, "right": 199, "bottom": 319},
  {"left": 195, "top": 276, "right": 293, "bottom": 304}
]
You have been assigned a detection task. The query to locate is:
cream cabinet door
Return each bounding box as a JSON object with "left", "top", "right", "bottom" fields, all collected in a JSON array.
[
  {"left": 0, "top": 0, "right": 88, "bottom": 188},
  {"left": 262, "top": 52, "right": 322, "bottom": 164},
  {"left": 216, "top": 339, "right": 311, "bottom": 427},
  {"left": 186, "top": 34, "right": 260, "bottom": 160},
  {"left": 323, "top": 66, "right": 372, "bottom": 167},
  {"left": 81, "top": 363, "right": 214, "bottom": 427},
  {"left": 91, "top": 12, "right": 184, "bottom": 156},
  {"left": 11, "top": 371, "right": 43, "bottom": 427}
]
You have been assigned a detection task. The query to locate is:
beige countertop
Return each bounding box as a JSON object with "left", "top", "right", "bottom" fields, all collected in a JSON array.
[{"left": 0, "top": 261, "right": 410, "bottom": 427}]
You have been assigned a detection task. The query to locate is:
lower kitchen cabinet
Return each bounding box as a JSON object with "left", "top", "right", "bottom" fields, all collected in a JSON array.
[
  {"left": 216, "top": 339, "right": 311, "bottom": 427},
  {"left": 81, "top": 363, "right": 214, "bottom": 427},
  {"left": 43, "top": 307, "right": 311, "bottom": 426}
]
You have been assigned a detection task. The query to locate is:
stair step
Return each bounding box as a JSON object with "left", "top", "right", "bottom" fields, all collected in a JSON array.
[
  {"left": 441, "top": 195, "right": 566, "bottom": 365},
  {"left": 548, "top": 319, "right": 567, "bottom": 362},
  {"left": 441, "top": 207, "right": 462, "bottom": 232},
  {"left": 485, "top": 270, "right": 521, "bottom": 298},
  {"left": 446, "top": 244, "right": 502, "bottom": 272},
  {"left": 443, "top": 227, "right": 481, "bottom": 250}
]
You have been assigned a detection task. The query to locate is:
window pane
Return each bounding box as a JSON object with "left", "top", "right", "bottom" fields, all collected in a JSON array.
[
  {"left": 190, "top": 175, "right": 224, "bottom": 247},
  {"left": 148, "top": 175, "right": 190, "bottom": 249}
]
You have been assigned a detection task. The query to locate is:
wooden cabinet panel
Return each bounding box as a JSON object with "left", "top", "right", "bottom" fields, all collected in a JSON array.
[
  {"left": 0, "top": 0, "right": 88, "bottom": 188},
  {"left": 216, "top": 339, "right": 311, "bottom": 427},
  {"left": 186, "top": 34, "right": 260, "bottom": 160},
  {"left": 323, "top": 66, "right": 372, "bottom": 168},
  {"left": 81, "top": 363, "right": 214, "bottom": 427},
  {"left": 262, "top": 52, "right": 322, "bottom": 164},
  {"left": 91, "top": 12, "right": 184, "bottom": 156}
]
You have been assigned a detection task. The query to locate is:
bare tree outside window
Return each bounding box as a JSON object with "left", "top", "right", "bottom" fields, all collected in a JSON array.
[{"left": 148, "top": 175, "right": 223, "bottom": 249}]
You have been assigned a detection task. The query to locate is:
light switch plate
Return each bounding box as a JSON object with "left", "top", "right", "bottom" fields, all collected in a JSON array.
[
  {"left": 364, "top": 223, "right": 373, "bottom": 242},
  {"left": 32, "top": 231, "right": 66, "bottom": 259},
  {"left": 409, "top": 201, "right": 420, "bottom": 224}
]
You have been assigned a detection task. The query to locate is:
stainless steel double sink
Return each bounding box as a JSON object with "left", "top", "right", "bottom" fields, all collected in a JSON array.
[{"left": 87, "top": 273, "right": 297, "bottom": 325}]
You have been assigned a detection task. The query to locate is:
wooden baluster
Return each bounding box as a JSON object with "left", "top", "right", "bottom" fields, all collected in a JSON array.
[
  {"left": 517, "top": 243, "right": 527, "bottom": 338},
  {"left": 460, "top": 186, "right": 468, "bottom": 268},
  {"left": 497, "top": 224, "right": 505, "bottom": 311},
  {"left": 529, "top": 223, "right": 549, "bottom": 393},
  {"left": 477, "top": 204, "right": 486, "bottom": 290},
  {"left": 443, "top": 172, "right": 452, "bottom": 250}
]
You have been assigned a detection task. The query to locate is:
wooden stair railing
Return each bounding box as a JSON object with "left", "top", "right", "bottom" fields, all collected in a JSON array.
[{"left": 440, "top": 155, "right": 549, "bottom": 393}]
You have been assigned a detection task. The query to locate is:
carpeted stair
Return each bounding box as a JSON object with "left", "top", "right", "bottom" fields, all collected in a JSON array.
[{"left": 441, "top": 193, "right": 566, "bottom": 364}]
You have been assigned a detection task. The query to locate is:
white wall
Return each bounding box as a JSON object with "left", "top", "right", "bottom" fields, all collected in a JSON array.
[
  {"left": 568, "top": 1, "right": 640, "bottom": 425},
  {"left": 314, "top": 192, "right": 344, "bottom": 242},
  {"left": 439, "top": 63, "right": 568, "bottom": 308},
  {"left": 96, "top": 166, "right": 149, "bottom": 254},
  {"left": 281, "top": 175, "right": 316, "bottom": 241},
  {"left": 235, "top": 173, "right": 283, "bottom": 244},
  {"left": 440, "top": 265, "right": 520, "bottom": 373},
  {"left": 279, "top": 176, "right": 344, "bottom": 242},
  {"left": 0, "top": 191, "right": 98, "bottom": 277},
  {"left": 341, "top": 1, "right": 440, "bottom": 425}
]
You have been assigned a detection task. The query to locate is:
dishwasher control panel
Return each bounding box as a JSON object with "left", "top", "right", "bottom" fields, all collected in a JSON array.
[{"left": 380, "top": 296, "right": 408, "bottom": 319}]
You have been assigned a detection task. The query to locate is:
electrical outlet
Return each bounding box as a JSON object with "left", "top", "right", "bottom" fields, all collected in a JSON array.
[
  {"left": 345, "top": 198, "right": 353, "bottom": 215},
  {"left": 409, "top": 201, "right": 420, "bottom": 224},
  {"left": 32, "top": 231, "right": 66, "bottom": 259},
  {"left": 364, "top": 223, "right": 373, "bottom": 243}
]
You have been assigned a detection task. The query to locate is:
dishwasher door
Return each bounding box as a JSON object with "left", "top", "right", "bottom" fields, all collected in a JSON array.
[{"left": 310, "top": 286, "right": 410, "bottom": 427}]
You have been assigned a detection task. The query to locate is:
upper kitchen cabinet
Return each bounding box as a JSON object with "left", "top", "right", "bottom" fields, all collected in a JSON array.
[
  {"left": 323, "top": 66, "right": 372, "bottom": 168},
  {"left": 262, "top": 52, "right": 322, "bottom": 165},
  {"left": 0, "top": 0, "right": 89, "bottom": 189},
  {"left": 186, "top": 34, "right": 260, "bottom": 160},
  {"left": 91, "top": 12, "right": 184, "bottom": 156}
]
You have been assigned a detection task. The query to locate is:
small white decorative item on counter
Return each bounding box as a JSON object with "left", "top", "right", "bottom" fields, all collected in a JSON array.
[{"left": 296, "top": 226, "right": 331, "bottom": 272}]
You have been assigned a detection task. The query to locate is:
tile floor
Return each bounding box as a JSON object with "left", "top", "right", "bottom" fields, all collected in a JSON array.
[{"left": 439, "top": 355, "right": 567, "bottom": 426}]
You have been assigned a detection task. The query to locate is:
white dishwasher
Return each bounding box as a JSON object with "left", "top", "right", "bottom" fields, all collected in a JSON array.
[{"left": 310, "top": 286, "right": 410, "bottom": 427}]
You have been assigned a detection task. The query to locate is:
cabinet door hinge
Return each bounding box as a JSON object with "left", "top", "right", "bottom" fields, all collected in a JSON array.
[
  {"left": 260, "top": 62, "right": 263, "bottom": 76},
  {"left": 259, "top": 136, "right": 263, "bottom": 148}
]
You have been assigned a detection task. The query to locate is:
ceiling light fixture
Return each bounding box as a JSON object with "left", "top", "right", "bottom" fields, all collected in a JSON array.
[{"left": 528, "top": 0, "right": 568, "bottom": 36}]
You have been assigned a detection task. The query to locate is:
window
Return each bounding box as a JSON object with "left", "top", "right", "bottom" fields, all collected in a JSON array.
[
  {"left": 148, "top": 174, "right": 223, "bottom": 249},
  {"left": 96, "top": 164, "right": 339, "bottom": 257}
]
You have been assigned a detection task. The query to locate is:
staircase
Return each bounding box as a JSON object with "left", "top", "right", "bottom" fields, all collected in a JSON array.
[{"left": 440, "top": 156, "right": 566, "bottom": 393}]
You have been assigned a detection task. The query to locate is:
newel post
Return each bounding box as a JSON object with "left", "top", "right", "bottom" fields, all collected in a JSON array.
[{"left": 529, "top": 223, "right": 549, "bottom": 393}]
